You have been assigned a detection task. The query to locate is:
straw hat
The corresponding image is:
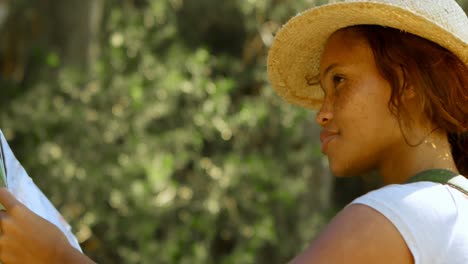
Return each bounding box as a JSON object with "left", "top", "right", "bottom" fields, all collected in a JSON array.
[{"left": 267, "top": 0, "right": 468, "bottom": 109}]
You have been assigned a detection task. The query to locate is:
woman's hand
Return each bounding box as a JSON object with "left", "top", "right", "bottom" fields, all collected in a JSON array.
[{"left": 0, "top": 188, "right": 95, "bottom": 264}]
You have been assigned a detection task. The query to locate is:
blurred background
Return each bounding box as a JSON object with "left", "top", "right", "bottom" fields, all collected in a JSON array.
[{"left": 0, "top": 0, "right": 467, "bottom": 263}]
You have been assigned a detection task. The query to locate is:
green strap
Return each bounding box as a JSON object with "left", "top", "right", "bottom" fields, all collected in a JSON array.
[
  {"left": 406, "top": 169, "right": 458, "bottom": 184},
  {"left": 406, "top": 169, "right": 468, "bottom": 196}
]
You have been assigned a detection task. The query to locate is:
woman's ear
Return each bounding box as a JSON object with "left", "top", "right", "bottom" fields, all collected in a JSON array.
[
  {"left": 402, "top": 85, "right": 417, "bottom": 100},
  {"left": 397, "top": 66, "right": 417, "bottom": 101}
]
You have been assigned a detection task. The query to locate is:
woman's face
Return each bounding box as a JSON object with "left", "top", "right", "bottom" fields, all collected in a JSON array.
[{"left": 317, "top": 29, "right": 402, "bottom": 177}]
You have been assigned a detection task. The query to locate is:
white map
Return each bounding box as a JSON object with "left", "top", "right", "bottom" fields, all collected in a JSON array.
[{"left": 0, "top": 130, "right": 81, "bottom": 251}]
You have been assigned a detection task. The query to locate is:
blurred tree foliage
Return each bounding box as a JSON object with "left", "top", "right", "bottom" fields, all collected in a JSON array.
[
  {"left": 2, "top": 0, "right": 465, "bottom": 263},
  {"left": 0, "top": 0, "right": 334, "bottom": 263}
]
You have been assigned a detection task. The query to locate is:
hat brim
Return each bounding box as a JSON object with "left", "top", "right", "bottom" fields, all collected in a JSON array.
[{"left": 267, "top": 2, "right": 468, "bottom": 110}]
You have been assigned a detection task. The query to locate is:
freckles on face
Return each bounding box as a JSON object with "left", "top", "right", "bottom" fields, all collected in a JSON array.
[{"left": 317, "top": 29, "right": 401, "bottom": 177}]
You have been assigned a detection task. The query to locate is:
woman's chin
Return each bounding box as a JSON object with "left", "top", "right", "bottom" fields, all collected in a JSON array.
[
  {"left": 328, "top": 161, "right": 357, "bottom": 178},
  {"left": 329, "top": 160, "right": 372, "bottom": 178}
]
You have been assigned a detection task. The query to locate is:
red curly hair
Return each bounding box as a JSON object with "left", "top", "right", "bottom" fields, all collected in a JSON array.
[{"left": 350, "top": 25, "right": 468, "bottom": 175}]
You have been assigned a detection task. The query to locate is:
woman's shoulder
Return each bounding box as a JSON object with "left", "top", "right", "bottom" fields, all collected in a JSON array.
[
  {"left": 289, "top": 203, "right": 414, "bottom": 264},
  {"left": 289, "top": 180, "right": 468, "bottom": 264},
  {"left": 350, "top": 180, "right": 468, "bottom": 264},
  {"left": 351, "top": 180, "right": 466, "bottom": 215},
  {"left": 350, "top": 181, "right": 464, "bottom": 245}
]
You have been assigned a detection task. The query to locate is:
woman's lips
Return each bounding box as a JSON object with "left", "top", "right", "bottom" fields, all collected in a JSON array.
[{"left": 320, "top": 130, "right": 339, "bottom": 153}]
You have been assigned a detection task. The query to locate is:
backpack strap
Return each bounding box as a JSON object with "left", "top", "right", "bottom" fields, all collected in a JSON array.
[
  {"left": 406, "top": 169, "right": 468, "bottom": 196},
  {"left": 447, "top": 176, "right": 468, "bottom": 196}
]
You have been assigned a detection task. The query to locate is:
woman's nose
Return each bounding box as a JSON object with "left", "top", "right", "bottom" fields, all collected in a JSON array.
[{"left": 315, "top": 104, "right": 333, "bottom": 127}]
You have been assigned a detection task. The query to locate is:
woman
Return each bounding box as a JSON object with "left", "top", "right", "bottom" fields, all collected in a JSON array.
[
  {"left": 267, "top": 0, "right": 467, "bottom": 263},
  {"left": 0, "top": 0, "right": 466, "bottom": 263}
]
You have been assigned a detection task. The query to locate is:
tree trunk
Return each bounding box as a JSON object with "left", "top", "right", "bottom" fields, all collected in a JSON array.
[{"left": 37, "top": 0, "right": 103, "bottom": 71}]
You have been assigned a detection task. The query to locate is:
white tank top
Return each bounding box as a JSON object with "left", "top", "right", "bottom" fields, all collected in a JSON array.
[{"left": 351, "top": 179, "right": 468, "bottom": 264}]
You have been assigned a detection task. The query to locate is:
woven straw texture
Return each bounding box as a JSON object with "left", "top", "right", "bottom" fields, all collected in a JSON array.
[{"left": 267, "top": 0, "right": 468, "bottom": 109}]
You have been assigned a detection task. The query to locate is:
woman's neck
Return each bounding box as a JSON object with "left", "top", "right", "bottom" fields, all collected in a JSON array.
[{"left": 378, "top": 131, "right": 459, "bottom": 185}]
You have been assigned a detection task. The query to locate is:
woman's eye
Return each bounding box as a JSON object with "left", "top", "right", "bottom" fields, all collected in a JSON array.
[{"left": 332, "top": 75, "right": 345, "bottom": 85}]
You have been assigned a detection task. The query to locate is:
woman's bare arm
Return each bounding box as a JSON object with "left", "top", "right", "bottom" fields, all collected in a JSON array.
[{"left": 289, "top": 204, "right": 413, "bottom": 264}]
